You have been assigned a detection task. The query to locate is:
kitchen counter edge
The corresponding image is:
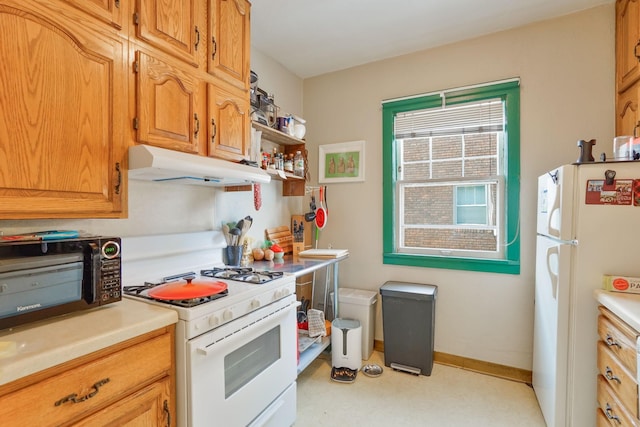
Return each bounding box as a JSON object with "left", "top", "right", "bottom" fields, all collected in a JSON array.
[
  {"left": 594, "top": 289, "right": 640, "bottom": 331},
  {"left": 252, "top": 254, "right": 349, "bottom": 277},
  {"left": 0, "top": 299, "right": 178, "bottom": 386}
]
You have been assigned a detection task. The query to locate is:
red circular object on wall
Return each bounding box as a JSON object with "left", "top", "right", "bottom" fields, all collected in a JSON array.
[{"left": 315, "top": 207, "right": 326, "bottom": 229}]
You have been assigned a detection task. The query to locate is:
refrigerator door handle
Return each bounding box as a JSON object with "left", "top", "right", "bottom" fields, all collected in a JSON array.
[
  {"left": 546, "top": 246, "right": 559, "bottom": 300},
  {"left": 547, "top": 184, "right": 561, "bottom": 239}
]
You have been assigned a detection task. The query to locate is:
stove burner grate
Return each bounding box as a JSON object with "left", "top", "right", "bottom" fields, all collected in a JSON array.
[{"left": 200, "top": 267, "right": 284, "bottom": 284}]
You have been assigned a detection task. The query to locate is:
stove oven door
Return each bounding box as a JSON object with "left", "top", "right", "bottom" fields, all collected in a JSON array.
[{"left": 187, "top": 294, "right": 297, "bottom": 427}]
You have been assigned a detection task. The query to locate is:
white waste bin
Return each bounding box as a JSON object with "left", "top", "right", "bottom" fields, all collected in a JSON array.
[
  {"left": 331, "top": 288, "right": 377, "bottom": 359},
  {"left": 331, "top": 318, "right": 362, "bottom": 370}
]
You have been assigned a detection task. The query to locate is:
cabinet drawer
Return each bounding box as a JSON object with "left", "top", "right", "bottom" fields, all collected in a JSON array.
[
  {"left": 597, "top": 375, "right": 639, "bottom": 427},
  {"left": 599, "top": 307, "right": 639, "bottom": 376},
  {"left": 598, "top": 342, "right": 639, "bottom": 419},
  {"left": 0, "top": 332, "right": 172, "bottom": 427},
  {"left": 73, "top": 377, "right": 171, "bottom": 426}
]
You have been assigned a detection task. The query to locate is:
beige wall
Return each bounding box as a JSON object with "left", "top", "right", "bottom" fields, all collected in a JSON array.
[{"left": 302, "top": 4, "right": 614, "bottom": 369}]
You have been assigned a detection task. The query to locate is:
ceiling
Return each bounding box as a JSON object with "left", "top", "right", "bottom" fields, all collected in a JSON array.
[{"left": 250, "top": 0, "right": 613, "bottom": 79}]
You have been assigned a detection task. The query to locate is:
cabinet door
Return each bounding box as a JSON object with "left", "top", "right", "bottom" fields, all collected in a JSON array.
[
  {"left": 135, "top": 51, "right": 207, "bottom": 155},
  {"left": 135, "top": 0, "right": 205, "bottom": 67},
  {"left": 74, "top": 378, "right": 172, "bottom": 427},
  {"left": 208, "top": 82, "right": 250, "bottom": 161},
  {"left": 617, "top": 0, "right": 640, "bottom": 93},
  {"left": 208, "top": 0, "right": 251, "bottom": 90},
  {"left": 0, "top": 1, "right": 126, "bottom": 219},
  {"left": 616, "top": 80, "right": 640, "bottom": 136},
  {"left": 63, "top": 0, "right": 124, "bottom": 29}
]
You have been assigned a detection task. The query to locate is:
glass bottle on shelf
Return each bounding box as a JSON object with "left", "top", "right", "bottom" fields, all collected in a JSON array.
[
  {"left": 294, "top": 151, "right": 304, "bottom": 177},
  {"left": 284, "top": 154, "right": 293, "bottom": 173}
]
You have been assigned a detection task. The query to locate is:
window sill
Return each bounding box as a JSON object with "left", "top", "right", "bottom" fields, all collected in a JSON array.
[{"left": 383, "top": 252, "right": 520, "bottom": 275}]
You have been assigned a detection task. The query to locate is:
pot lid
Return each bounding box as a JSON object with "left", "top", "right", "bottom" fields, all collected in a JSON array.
[{"left": 148, "top": 277, "right": 228, "bottom": 300}]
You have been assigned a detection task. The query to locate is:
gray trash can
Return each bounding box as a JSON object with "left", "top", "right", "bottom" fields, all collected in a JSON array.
[{"left": 380, "top": 281, "right": 437, "bottom": 376}]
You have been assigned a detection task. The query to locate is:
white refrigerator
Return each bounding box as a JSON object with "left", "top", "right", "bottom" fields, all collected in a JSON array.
[{"left": 533, "top": 161, "right": 640, "bottom": 427}]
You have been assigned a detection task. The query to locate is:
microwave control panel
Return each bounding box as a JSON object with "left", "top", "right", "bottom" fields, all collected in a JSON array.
[{"left": 99, "top": 239, "right": 121, "bottom": 303}]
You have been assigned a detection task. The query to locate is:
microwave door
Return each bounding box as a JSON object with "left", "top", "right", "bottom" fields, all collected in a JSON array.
[{"left": 0, "top": 256, "right": 84, "bottom": 328}]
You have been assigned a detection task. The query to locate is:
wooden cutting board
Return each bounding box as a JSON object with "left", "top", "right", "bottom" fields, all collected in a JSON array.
[{"left": 265, "top": 226, "right": 293, "bottom": 254}]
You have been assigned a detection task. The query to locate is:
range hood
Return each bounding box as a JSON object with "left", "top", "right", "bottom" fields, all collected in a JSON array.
[{"left": 128, "top": 144, "right": 270, "bottom": 187}]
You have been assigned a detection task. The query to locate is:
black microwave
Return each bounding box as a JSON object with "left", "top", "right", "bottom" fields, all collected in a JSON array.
[{"left": 0, "top": 236, "right": 121, "bottom": 330}]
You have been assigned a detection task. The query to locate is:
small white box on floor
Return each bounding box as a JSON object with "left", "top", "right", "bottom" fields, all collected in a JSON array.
[{"left": 331, "top": 318, "right": 362, "bottom": 370}]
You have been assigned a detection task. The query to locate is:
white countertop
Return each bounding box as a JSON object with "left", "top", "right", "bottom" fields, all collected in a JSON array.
[
  {"left": 594, "top": 289, "right": 640, "bottom": 331},
  {"left": 0, "top": 299, "right": 178, "bottom": 387}
]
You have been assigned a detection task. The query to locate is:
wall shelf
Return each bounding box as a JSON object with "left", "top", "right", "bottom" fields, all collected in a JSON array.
[
  {"left": 252, "top": 121, "right": 307, "bottom": 196},
  {"left": 266, "top": 168, "right": 305, "bottom": 182},
  {"left": 297, "top": 336, "right": 331, "bottom": 375},
  {"left": 252, "top": 121, "right": 305, "bottom": 146}
]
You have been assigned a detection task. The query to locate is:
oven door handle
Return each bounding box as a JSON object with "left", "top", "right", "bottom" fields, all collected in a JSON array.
[{"left": 196, "top": 302, "right": 296, "bottom": 357}]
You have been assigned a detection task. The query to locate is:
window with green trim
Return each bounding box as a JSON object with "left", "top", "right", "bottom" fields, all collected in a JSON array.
[{"left": 382, "top": 80, "right": 520, "bottom": 274}]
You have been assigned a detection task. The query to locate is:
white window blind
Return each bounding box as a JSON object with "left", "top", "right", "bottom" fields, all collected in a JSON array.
[{"left": 394, "top": 100, "right": 504, "bottom": 139}]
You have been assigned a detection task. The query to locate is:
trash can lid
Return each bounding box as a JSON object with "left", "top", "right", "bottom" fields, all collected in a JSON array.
[
  {"left": 332, "top": 318, "right": 361, "bottom": 330},
  {"left": 336, "top": 288, "right": 377, "bottom": 305},
  {"left": 380, "top": 281, "right": 437, "bottom": 300}
]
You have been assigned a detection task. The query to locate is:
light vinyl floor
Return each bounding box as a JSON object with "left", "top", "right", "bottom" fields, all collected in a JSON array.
[{"left": 296, "top": 351, "right": 546, "bottom": 426}]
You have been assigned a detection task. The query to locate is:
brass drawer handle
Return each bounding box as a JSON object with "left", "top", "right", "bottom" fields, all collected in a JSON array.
[
  {"left": 605, "top": 403, "right": 622, "bottom": 424},
  {"left": 54, "top": 378, "right": 110, "bottom": 406},
  {"left": 605, "top": 334, "right": 622, "bottom": 349},
  {"left": 604, "top": 366, "right": 622, "bottom": 384}
]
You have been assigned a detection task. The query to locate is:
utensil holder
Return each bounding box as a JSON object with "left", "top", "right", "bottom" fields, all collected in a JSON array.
[{"left": 224, "top": 245, "right": 243, "bottom": 266}]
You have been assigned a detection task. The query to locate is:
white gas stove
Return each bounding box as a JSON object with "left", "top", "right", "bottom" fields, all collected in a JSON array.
[{"left": 121, "top": 231, "right": 297, "bottom": 427}]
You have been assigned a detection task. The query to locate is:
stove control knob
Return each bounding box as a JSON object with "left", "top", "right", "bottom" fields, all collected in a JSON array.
[
  {"left": 273, "top": 290, "right": 281, "bottom": 300},
  {"left": 250, "top": 299, "right": 261, "bottom": 309},
  {"left": 223, "top": 309, "right": 233, "bottom": 321},
  {"left": 208, "top": 315, "right": 219, "bottom": 327}
]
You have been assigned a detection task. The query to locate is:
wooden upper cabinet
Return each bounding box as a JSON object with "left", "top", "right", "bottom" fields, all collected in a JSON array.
[
  {"left": 617, "top": 75, "right": 640, "bottom": 136},
  {"left": 63, "top": 0, "right": 124, "bottom": 29},
  {"left": 208, "top": 82, "right": 250, "bottom": 161},
  {"left": 0, "top": 1, "right": 126, "bottom": 219},
  {"left": 134, "top": 0, "right": 206, "bottom": 67},
  {"left": 134, "top": 51, "right": 207, "bottom": 155},
  {"left": 616, "top": 0, "right": 640, "bottom": 93},
  {"left": 209, "top": 0, "right": 251, "bottom": 90}
]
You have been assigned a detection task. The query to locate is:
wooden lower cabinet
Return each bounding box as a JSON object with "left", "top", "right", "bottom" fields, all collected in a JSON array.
[
  {"left": 74, "top": 378, "right": 172, "bottom": 426},
  {"left": 0, "top": 327, "right": 175, "bottom": 427},
  {"left": 597, "top": 306, "right": 639, "bottom": 426},
  {"left": 597, "top": 375, "right": 639, "bottom": 426}
]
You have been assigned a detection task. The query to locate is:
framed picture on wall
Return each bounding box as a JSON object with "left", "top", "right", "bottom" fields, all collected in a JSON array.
[{"left": 319, "top": 140, "right": 365, "bottom": 183}]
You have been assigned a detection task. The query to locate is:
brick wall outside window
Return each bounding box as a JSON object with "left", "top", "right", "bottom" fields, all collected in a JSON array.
[{"left": 401, "top": 132, "right": 498, "bottom": 251}]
